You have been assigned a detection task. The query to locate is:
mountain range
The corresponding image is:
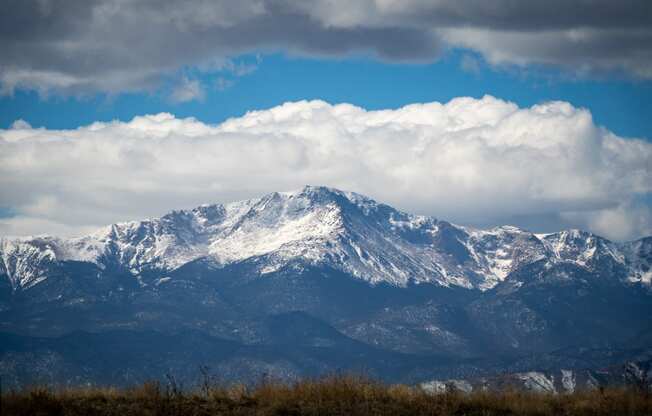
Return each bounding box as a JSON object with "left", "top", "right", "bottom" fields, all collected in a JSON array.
[{"left": 1, "top": 186, "right": 651, "bottom": 390}]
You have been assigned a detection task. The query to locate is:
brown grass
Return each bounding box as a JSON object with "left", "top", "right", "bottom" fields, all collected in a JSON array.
[{"left": 1, "top": 375, "right": 651, "bottom": 416}]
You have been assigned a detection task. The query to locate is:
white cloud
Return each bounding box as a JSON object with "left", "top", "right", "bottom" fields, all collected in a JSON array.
[
  {"left": 215, "top": 77, "right": 235, "bottom": 91},
  {"left": 169, "top": 77, "right": 206, "bottom": 103},
  {"left": 10, "top": 119, "right": 31, "bottom": 130},
  {"left": 561, "top": 202, "right": 652, "bottom": 242},
  {"left": 1, "top": 96, "right": 650, "bottom": 240},
  {"left": 459, "top": 54, "right": 481, "bottom": 75}
]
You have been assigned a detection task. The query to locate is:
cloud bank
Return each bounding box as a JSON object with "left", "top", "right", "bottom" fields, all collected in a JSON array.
[
  {"left": 1, "top": 96, "right": 651, "bottom": 241},
  {"left": 1, "top": 0, "right": 651, "bottom": 96}
]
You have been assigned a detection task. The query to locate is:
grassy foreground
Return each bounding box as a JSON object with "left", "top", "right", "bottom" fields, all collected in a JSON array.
[{"left": 2, "top": 376, "right": 651, "bottom": 416}]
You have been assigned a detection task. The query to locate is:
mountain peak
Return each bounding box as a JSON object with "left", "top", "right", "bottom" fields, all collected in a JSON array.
[
  {"left": 276, "top": 185, "right": 378, "bottom": 209},
  {"left": 1, "top": 187, "right": 651, "bottom": 291},
  {"left": 284, "top": 184, "right": 340, "bottom": 196}
]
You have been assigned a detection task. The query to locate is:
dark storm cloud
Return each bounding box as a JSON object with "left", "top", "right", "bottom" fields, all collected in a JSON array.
[
  {"left": 1, "top": 0, "right": 651, "bottom": 96},
  {"left": 381, "top": 0, "right": 652, "bottom": 31}
]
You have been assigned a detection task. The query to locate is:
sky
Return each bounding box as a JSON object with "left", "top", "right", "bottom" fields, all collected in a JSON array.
[{"left": 1, "top": 0, "right": 651, "bottom": 241}]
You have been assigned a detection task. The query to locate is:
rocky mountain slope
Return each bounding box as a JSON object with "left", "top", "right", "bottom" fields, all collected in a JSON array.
[
  {"left": 2, "top": 185, "right": 650, "bottom": 291},
  {"left": 1, "top": 186, "right": 651, "bottom": 388}
]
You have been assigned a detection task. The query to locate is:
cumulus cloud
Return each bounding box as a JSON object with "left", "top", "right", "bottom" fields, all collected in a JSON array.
[
  {"left": 1, "top": 96, "right": 650, "bottom": 240},
  {"left": 1, "top": 0, "right": 650, "bottom": 96}
]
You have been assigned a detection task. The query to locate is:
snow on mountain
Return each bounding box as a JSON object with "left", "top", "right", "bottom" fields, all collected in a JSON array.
[
  {"left": 1, "top": 186, "right": 650, "bottom": 291},
  {"left": 561, "top": 369, "right": 576, "bottom": 393},
  {"left": 516, "top": 372, "right": 557, "bottom": 393},
  {"left": 414, "top": 362, "right": 652, "bottom": 395},
  {"left": 622, "top": 237, "right": 652, "bottom": 284},
  {"left": 0, "top": 237, "right": 59, "bottom": 289}
]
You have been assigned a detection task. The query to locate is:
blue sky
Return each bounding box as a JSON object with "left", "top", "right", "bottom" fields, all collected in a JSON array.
[{"left": 2, "top": 51, "right": 650, "bottom": 140}]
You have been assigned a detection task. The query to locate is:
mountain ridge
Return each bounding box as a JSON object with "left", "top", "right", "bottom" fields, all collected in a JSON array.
[
  {"left": 1, "top": 186, "right": 652, "bottom": 387},
  {"left": 2, "top": 185, "right": 651, "bottom": 292},
  {"left": 1, "top": 185, "right": 651, "bottom": 292}
]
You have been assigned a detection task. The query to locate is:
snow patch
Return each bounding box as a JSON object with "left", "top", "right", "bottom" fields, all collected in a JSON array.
[
  {"left": 561, "top": 369, "right": 575, "bottom": 393},
  {"left": 516, "top": 372, "right": 556, "bottom": 393}
]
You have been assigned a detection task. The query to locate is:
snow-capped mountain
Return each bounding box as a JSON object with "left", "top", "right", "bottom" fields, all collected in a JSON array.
[
  {"left": 421, "top": 361, "right": 652, "bottom": 394},
  {"left": 1, "top": 185, "right": 650, "bottom": 292},
  {"left": 2, "top": 186, "right": 652, "bottom": 389}
]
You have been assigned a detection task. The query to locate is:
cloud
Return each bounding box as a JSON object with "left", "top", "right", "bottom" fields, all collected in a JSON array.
[
  {"left": 561, "top": 201, "right": 652, "bottom": 242},
  {"left": 215, "top": 77, "right": 235, "bottom": 91},
  {"left": 1, "top": 1, "right": 650, "bottom": 97},
  {"left": 210, "top": 56, "right": 261, "bottom": 92},
  {"left": 1, "top": 96, "right": 650, "bottom": 241},
  {"left": 460, "top": 54, "right": 481, "bottom": 75},
  {"left": 169, "top": 77, "right": 205, "bottom": 103},
  {"left": 442, "top": 27, "right": 652, "bottom": 78}
]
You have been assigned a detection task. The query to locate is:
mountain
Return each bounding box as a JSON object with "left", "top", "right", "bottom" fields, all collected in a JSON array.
[
  {"left": 421, "top": 358, "right": 652, "bottom": 394},
  {"left": 1, "top": 186, "right": 651, "bottom": 388},
  {"left": 3, "top": 185, "right": 650, "bottom": 292}
]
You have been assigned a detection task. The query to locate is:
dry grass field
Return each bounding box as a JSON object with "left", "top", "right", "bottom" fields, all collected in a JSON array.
[{"left": 2, "top": 375, "right": 651, "bottom": 416}]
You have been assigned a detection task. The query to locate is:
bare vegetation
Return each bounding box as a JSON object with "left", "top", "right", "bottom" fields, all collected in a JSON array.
[{"left": 2, "top": 375, "right": 651, "bottom": 416}]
